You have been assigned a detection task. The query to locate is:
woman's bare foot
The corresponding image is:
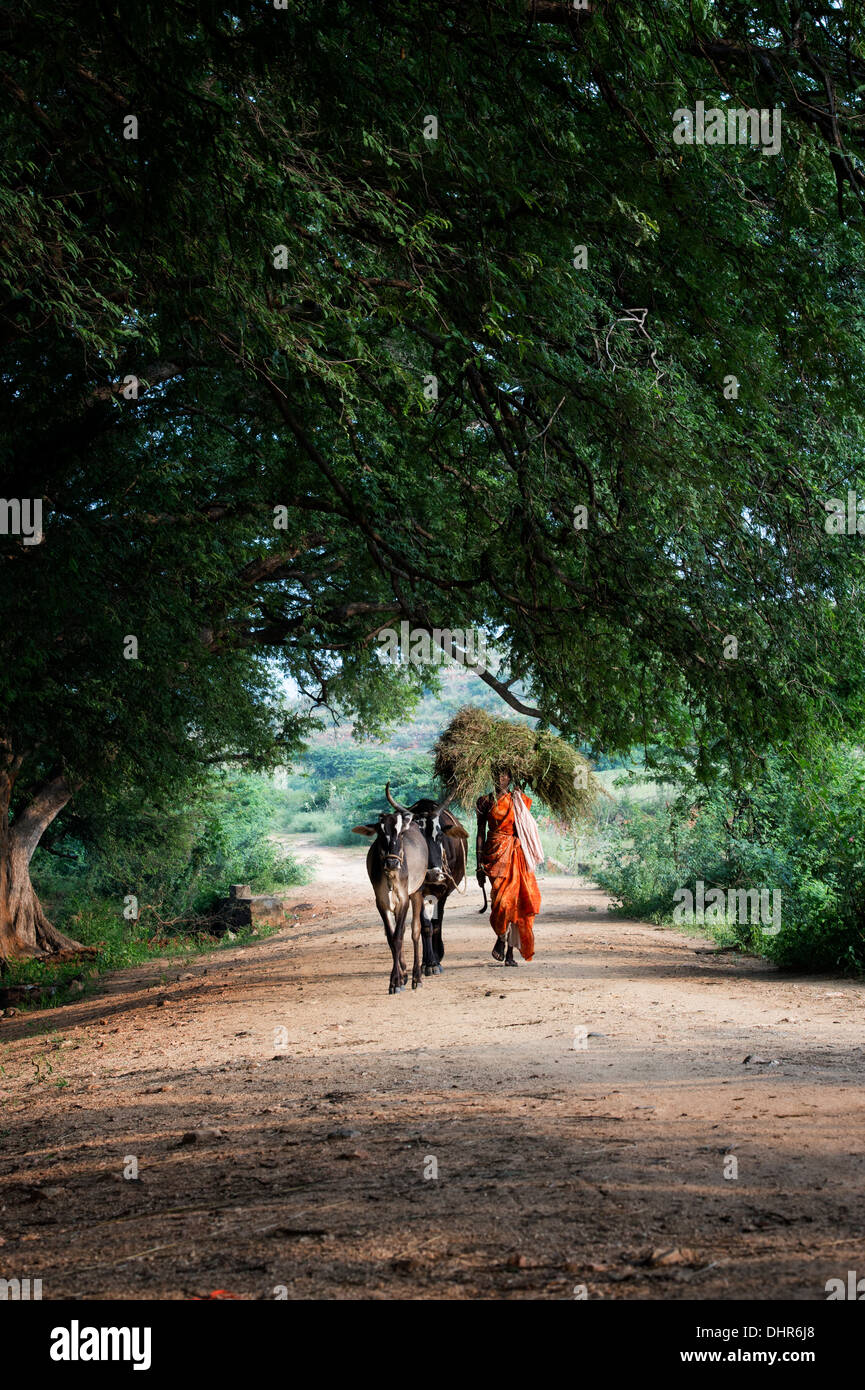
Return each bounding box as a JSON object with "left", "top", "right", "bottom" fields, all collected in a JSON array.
[{"left": 492, "top": 936, "right": 506, "bottom": 961}]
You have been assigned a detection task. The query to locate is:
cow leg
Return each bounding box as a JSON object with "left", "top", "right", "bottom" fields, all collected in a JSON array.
[
  {"left": 421, "top": 895, "right": 438, "bottom": 976},
  {"left": 397, "top": 908, "right": 409, "bottom": 986},
  {"left": 390, "top": 899, "right": 410, "bottom": 994},
  {"left": 432, "top": 895, "right": 446, "bottom": 969},
  {"left": 375, "top": 902, "right": 403, "bottom": 994},
  {"left": 410, "top": 891, "right": 424, "bottom": 989}
]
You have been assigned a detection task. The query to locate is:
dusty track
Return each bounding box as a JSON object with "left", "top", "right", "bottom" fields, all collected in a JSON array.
[{"left": 1, "top": 840, "right": 863, "bottom": 1300}]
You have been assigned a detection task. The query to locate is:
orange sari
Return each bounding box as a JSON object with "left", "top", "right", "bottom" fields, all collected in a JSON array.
[{"left": 480, "top": 792, "right": 541, "bottom": 961}]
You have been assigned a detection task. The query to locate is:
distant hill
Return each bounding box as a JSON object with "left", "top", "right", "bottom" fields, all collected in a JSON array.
[
  {"left": 307, "top": 665, "right": 529, "bottom": 754},
  {"left": 300, "top": 664, "right": 632, "bottom": 770}
]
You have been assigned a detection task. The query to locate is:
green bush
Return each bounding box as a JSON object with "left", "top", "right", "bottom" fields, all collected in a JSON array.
[
  {"left": 33, "top": 770, "right": 309, "bottom": 935},
  {"left": 281, "top": 746, "right": 451, "bottom": 837},
  {"left": 594, "top": 747, "right": 865, "bottom": 973}
]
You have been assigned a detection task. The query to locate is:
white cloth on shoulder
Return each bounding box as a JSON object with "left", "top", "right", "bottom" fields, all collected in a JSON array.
[{"left": 510, "top": 788, "right": 544, "bottom": 870}]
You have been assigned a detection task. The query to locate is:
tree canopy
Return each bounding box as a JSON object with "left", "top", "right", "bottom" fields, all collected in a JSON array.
[{"left": 3, "top": 0, "right": 865, "bottom": 952}]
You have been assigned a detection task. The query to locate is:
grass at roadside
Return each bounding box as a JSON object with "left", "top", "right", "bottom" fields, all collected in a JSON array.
[{"left": 0, "top": 888, "right": 301, "bottom": 1013}]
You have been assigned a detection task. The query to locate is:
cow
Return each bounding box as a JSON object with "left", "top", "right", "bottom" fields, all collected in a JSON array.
[
  {"left": 384, "top": 785, "right": 468, "bottom": 976},
  {"left": 352, "top": 787, "right": 429, "bottom": 993}
]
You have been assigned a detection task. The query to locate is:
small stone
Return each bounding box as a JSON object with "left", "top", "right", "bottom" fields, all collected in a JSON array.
[
  {"left": 180, "top": 1127, "right": 223, "bottom": 1145},
  {"left": 646, "top": 1247, "right": 698, "bottom": 1268}
]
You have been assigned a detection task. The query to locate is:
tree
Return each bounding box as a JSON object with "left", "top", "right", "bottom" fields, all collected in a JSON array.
[{"left": 3, "top": 0, "right": 865, "bottom": 955}]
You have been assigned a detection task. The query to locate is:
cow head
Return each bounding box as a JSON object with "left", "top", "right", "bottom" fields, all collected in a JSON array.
[
  {"left": 351, "top": 784, "right": 415, "bottom": 882},
  {"left": 411, "top": 790, "right": 467, "bottom": 884}
]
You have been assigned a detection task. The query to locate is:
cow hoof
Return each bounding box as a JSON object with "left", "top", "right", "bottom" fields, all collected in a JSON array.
[
  {"left": 433, "top": 964, "right": 443, "bottom": 974},
  {"left": 412, "top": 977, "right": 421, "bottom": 989},
  {"left": 389, "top": 984, "right": 404, "bottom": 994}
]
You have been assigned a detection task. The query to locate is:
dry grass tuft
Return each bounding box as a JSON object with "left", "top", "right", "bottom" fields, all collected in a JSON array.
[{"left": 432, "top": 706, "right": 602, "bottom": 821}]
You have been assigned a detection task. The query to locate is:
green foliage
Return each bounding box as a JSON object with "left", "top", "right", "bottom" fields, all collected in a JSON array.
[
  {"left": 5, "top": 1, "right": 865, "bottom": 979},
  {"left": 3, "top": 769, "right": 308, "bottom": 994},
  {"left": 282, "top": 746, "right": 445, "bottom": 843},
  {"left": 595, "top": 747, "right": 865, "bottom": 972},
  {"left": 0, "top": 891, "right": 275, "bottom": 1006},
  {"left": 5, "top": 0, "right": 865, "bottom": 800},
  {"left": 34, "top": 771, "right": 308, "bottom": 927},
  {"left": 322, "top": 666, "right": 522, "bottom": 751}
]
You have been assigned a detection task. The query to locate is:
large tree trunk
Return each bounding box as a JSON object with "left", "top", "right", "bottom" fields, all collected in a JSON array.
[{"left": 0, "top": 763, "right": 88, "bottom": 961}]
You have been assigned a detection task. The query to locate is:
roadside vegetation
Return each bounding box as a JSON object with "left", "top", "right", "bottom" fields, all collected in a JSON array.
[
  {"left": 593, "top": 745, "right": 865, "bottom": 974},
  {"left": 2, "top": 772, "right": 308, "bottom": 1006}
]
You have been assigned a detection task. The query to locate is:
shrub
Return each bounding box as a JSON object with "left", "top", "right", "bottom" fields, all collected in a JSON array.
[
  {"left": 594, "top": 746, "right": 865, "bottom": 973},
  {"left": 32, "top": 770, "right": 308, "bottom": 936}
]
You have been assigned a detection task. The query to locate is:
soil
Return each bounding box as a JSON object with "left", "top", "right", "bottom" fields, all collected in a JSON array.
[{"left": 1, "top": 837, "right": 863, "bottom": 1300}]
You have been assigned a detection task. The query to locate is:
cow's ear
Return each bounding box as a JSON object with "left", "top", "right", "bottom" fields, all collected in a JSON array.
[
  {"left": 448, "top": 822, "right": 470, "bottom": 840},
  {"left": 351, "top": 824, "right": 378, "bottom": 836}
]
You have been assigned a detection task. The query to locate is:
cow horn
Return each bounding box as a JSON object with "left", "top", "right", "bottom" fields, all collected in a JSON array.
[
  {"left": 385, "top": 781, "right": 410, "bottom": 813},
  {"left": 437, "top": 788, "right": 456, "bottom": 813}
]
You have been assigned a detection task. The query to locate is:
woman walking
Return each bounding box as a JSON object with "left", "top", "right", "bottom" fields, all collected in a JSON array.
[{"left": 476, "top": 765, "right": 543, "bottom": 965}]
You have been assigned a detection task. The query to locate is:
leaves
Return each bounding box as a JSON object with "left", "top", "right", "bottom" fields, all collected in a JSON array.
[{"left": 3, "top": 0, "right": 865, "bottom": 824}]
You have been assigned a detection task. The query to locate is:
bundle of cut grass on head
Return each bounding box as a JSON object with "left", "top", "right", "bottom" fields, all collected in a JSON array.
[{"left": 432, "top": 706, "right": 601, "bottom": 823}]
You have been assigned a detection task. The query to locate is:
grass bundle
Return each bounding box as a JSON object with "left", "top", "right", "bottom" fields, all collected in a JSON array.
[{"left": 432, "top": 706, "right": 601, "bottom": 823}]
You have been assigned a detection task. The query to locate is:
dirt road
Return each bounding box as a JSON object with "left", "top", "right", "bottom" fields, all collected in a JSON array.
[{"left": 1, "top": 841, "right": 863, "bottom": 1300}]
